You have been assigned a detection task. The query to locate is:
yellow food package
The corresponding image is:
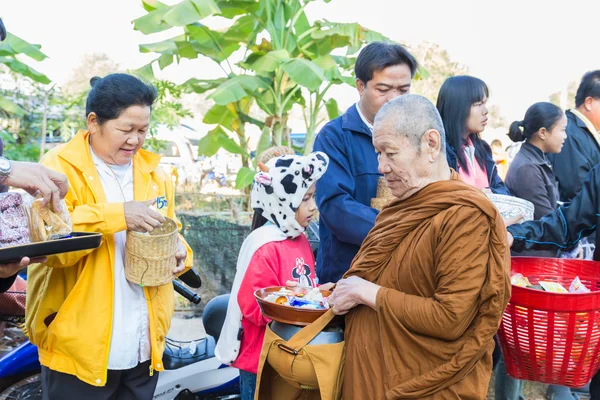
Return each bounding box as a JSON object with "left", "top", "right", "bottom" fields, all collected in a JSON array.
[
  {"left": 540, "top": 281, "right": 569, "bottom": 294},
  {"left": 511, "top": 273, "right": 532, "bottom": 288}
]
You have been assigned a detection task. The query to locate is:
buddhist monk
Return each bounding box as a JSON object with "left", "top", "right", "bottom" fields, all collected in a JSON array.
[{"left": 332, "top": 94, "right": 511, "bottom": 399}]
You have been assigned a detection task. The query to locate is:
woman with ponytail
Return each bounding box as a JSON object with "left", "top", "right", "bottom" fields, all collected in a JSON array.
[
  {"left": 498, "top": 102, "right": 572, "bottom": 400},
  {"left": 505, "top": 102, "right": 567, "bottom": 220}
]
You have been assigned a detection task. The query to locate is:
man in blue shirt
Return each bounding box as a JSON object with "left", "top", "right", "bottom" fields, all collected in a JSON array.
[
  {"left": 548, "top": 70, "right": 600, "bottom": 202},
  {"left": 313, "top": 42, "right": 418, "bottom": 283}
]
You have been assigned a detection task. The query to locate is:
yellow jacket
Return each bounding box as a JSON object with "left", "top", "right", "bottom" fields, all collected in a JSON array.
[{"left": 25, "top": 130, "right": 193, "bottom": 386}]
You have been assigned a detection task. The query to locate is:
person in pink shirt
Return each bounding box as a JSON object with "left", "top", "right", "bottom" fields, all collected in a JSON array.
[
  {"left": 215, "top": 151, "right": 330, "bottom": 400},
  {"left": 436, "top": 75, "right": 511, "bottom": 195}
]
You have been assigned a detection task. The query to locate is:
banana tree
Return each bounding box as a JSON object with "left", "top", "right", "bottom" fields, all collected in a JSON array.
[
  {"left": 132, "top": 0, "right": 416, "bottom": 188},
  {"left": 0, "top": 32, "right": 51, "bottom": 116}
]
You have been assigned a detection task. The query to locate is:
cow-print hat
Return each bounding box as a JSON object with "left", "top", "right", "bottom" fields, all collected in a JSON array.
[{"left": 251, "top": 151, "right": 329, "bottom": 238}]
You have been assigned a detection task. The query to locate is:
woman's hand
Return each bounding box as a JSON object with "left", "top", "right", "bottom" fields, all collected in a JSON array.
[
  {"left": 123, "top": 199, "right": 165, "bottom": 232},
  {"left": 332, "top": 276, "right": 380, "bottom": 315},
  {"left": 173, "top": 239, "right": 187, "bottom": 275}
]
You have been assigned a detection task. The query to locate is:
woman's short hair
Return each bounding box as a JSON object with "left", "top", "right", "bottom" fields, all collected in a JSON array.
[{"left": 86, "top": 74, "right": 157, "bottom": 124}]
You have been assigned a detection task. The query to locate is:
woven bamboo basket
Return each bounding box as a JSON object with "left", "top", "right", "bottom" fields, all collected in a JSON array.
[
  {"left": 125, "top": 218, "right": 178, "bottom": 287},
  {"left": 371, "top": 177, "right": 395, "bottom": 210}
]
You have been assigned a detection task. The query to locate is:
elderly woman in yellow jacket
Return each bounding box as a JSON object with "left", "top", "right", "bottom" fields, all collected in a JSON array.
[{"left": 25, "top": 74, "right": 193, "bottom": 399}]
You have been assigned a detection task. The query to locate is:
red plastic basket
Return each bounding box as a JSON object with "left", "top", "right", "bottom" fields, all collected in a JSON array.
[{"left": 497, "top": 257, "right": 600, "bottom": 387}]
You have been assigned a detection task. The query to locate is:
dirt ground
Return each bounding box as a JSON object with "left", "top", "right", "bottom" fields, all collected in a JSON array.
[
  {"left": 168, "top": 311, "right": 205, "bottom": 341},
  {"left": 486, "top": 373, "right": 548, "bottom": 399}
]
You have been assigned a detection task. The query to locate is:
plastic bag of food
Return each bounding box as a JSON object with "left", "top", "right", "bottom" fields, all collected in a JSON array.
[
  {"left": 27, "top": 194, "right": 72, "bottom": 242},
  {"left": 0, "top": 193, "right": 31, "bottom": 248},
  {"left": 540, "top": 281, "right": 569, "bottom": 293},
  {"left": 511, "top": 273, "right": 532, "bottom": 288},
  {"left": 569, "top": 276, "right": 591, "bottom": 293}
]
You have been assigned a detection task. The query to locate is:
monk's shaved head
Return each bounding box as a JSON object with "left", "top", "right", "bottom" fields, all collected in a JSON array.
[{"left": 374, "top": 94, "right": 446, "bottom": 153}]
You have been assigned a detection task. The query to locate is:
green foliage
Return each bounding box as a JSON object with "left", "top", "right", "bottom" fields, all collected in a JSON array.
[
  {"left": 0, "top": 33, "right": 51, "bottom": 117},
  {"left": 133, "top": 0, "right": 425, "bottom": 188}
]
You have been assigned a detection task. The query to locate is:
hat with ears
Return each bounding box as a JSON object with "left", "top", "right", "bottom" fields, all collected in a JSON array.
[{"left": 251, "top": 152, "right": 329, "bottom": 238}]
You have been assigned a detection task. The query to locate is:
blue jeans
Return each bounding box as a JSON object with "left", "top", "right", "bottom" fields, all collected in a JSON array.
[
  {"left": 495, "top": 355, "right": 525, "bottom": 400},
  {"left": 239, "top": 370, "right": 257, "bottom": 400},
  {"left": 495, "top": 355, "right": 579, "bottom": 400}
]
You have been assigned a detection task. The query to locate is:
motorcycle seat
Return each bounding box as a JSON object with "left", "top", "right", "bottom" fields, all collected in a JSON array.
[
  {"left": 162, "top": 336, "right": 216, "bottom": 370},
  {"left": 203, "top": 294, "right": 229, "bottom": 342}
]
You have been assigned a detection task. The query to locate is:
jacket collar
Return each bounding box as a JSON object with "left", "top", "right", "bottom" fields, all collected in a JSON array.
[
  {"left": 58, "top": 130, "right": 160, "bottom": 175},
  {"left": 57, "top": 130, "right": 162, "bottom": 203},
  {"left": 567, "top": 109, "right": 598, "bottom": 134},
  {"left": 519, "top": 142, "right": 548, "bottom": 166},
  {"left": 341, "top": 104, "right": 372, "bottom": 137}
]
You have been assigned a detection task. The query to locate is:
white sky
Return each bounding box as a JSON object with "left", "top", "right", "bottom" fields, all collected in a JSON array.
[{"left": 2, "top": 0, "right": 600, "bottom": 128}]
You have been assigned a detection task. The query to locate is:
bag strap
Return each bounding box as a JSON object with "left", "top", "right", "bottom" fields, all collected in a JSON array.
[{"left": 281, "top": 309, "right": 337, "bottom": 351}]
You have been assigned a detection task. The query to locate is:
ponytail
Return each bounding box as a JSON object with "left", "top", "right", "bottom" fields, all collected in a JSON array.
[
  {"left": 508, "top": 120, "right": 525, "bottom": 142},
  {"left": 507, "top": 102, "right": 563, "bottom": 143}
]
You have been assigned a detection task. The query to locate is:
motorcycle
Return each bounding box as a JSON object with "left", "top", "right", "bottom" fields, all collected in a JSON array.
[{"left": 0, "top": 269, "right": 240, "bottom": 400}]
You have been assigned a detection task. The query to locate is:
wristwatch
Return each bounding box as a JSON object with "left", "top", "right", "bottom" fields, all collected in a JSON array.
[{"left": 0, "top": 156, "right": 12, "bottom": 184}]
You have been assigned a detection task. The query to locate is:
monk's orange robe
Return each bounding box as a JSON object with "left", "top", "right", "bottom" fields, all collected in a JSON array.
[{"left": 343, "top": 171, "right": 511, "bottom": 399}]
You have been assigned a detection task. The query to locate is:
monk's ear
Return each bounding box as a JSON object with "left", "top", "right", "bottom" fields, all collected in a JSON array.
[{"left": 424, "top": 129, "right": 442, "bottom": 160}]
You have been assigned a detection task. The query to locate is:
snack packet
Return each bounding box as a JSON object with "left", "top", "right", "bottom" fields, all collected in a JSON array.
[
  {"left": 511, "top": 273, "right": 532, "bottom": 288},
  {"left": 0, "top": 193, "right": 31, "bottom": 248},
  {"left": 540, "top": 281, "right": 569, "bottom": 293},
  {"left": 569, "top": 276, "right": 591, "bottom": 294},
  {"left": 28, "top": 195, "right": 72, "bottom": 242}
]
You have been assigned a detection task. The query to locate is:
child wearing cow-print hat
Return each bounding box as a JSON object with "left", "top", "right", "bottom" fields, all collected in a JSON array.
[{"left": 215, "top": 150, "right": 330, "bottom": 399}]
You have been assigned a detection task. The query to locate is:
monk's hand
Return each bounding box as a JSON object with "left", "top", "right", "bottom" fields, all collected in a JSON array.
[
  {"left": 507, "top": 232, "right": 514, "bottom": 247},
  {"left": 332, "top": 276, "right": 380, "bottom": 315},
  {"left": 173, "top": 239, "right": 187, "bottom": 275},
  {"left": 286, "top": 280, "right": 335, "bottom": 291},
  {"left": 318, "top": 282, "right": 336, "bottom": 291}
]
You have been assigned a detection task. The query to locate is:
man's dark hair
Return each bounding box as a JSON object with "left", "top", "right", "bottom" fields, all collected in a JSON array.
[
  {"left": 575, "top": 70, "right": 600, "bottom": 108},
  {"left": 86, "top": 74, "right": 157, "bottom": 124},
  {"left": 0, "top": 18, "right": 7, "bottom": 42},
  {"left": 354, "top": 42, "right": 418, "bottom": 84}
]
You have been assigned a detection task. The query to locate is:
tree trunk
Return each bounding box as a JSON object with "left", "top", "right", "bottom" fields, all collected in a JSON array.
[{"left": 39, "top": 89, "right": 49, "bottom": 160}]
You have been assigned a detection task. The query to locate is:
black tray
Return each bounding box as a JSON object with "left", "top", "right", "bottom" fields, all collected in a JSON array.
[{"left": 0, "top": 232, "right": 102, "bottom": 264}]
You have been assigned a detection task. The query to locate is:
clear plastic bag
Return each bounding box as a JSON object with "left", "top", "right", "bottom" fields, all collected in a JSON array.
[
  {"left": 0, "top": 192, "right": 72, "bottom": 248},
  {"left": 0, "top": 193, "right": 31, "bottom": 248},
  {"left": 28, "top": 194, "right": 72, "bottom": 242}
]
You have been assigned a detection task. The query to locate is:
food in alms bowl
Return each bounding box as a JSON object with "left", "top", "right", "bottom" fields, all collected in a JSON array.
[{"left": 264, "top": 287, "right": 330, "bottom": 310}]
